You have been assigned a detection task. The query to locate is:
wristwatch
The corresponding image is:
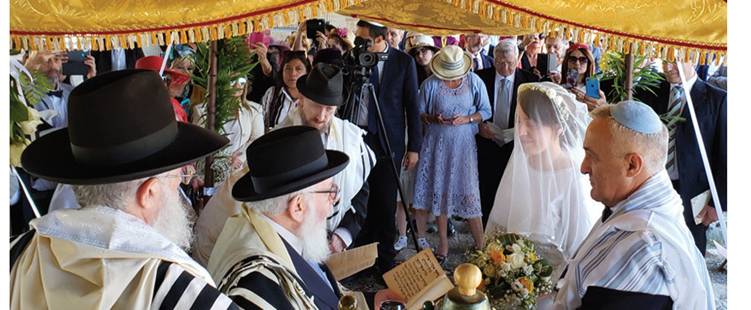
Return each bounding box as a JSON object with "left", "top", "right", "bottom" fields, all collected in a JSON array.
[{"left": 469, "top": 116, "right": 474, "bottom": 123}]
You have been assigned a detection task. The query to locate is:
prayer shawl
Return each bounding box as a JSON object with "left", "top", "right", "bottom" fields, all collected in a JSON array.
[
  {"left": 278, "top": 106, "right": 376, "bottom": 230},
  {"left": 207, "top": 207, "right": 322, "bottom": 309},
  {"left": 10, "top": 206, "right": 235, "bottom": 309},
  {"left": 193, "top": 112, "right": 375, "bottom": 266},
  {"left": 554, "top": 171, "right": 715, "bottom": 309}
]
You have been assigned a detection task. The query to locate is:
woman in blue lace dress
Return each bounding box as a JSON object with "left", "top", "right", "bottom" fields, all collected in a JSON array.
[{"left": 413, "top": 45, "right": 491, "bottom": 262}]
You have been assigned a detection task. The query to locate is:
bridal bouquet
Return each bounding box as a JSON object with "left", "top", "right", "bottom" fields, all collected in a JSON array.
[{"left": 466, "top": 233, "right": 554, "bottom": 309}]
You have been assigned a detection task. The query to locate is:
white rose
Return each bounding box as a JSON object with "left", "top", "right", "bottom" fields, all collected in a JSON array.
[
  {"left": 523, "top": 265, "right": 534, "bottom": 275},
  {"left": 511, "top": 244, "right": 522, "bottom": 253},
  {"left": 509, "top": 253, "right": 526, "bottom": 269},
  {"left": 501, "top": 262, "right": 512, "bottom": 272}
]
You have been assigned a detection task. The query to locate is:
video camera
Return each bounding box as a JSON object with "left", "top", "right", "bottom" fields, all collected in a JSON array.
[{"left": 343, "top": 37, "right": 389, "bottom": 80}]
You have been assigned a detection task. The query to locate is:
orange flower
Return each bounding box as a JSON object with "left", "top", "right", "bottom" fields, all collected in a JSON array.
[
  {"left": 489, "top": 249, "right": 506, "bottom": 265},
  {"left": 519, "top": 277, "right": 534, "bottom": 292}
]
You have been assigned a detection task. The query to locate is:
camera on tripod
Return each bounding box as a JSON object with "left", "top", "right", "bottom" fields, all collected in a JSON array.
[{"left": 344, "top": 37, "right": 389, "bottom": 78}]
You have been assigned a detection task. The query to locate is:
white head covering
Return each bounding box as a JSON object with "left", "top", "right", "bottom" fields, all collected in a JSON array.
[{"left": 486, "top": 82, "right": 601, "bottom": 262}]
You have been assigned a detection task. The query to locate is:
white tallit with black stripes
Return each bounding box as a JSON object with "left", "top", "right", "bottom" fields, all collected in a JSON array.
[
  {"left": 554, "top": 171, "right": 715, "bottom": 309},
  {"left": 10, "top": 206, "right": 237, "bottom": 309},
  {"left": 277, "top": 106, "right": 376, "bottom": 231}
]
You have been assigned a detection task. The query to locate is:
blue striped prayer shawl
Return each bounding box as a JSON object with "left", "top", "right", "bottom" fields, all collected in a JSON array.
[{"left": 554, "top": 171, "right": 715, "bottom": 309}]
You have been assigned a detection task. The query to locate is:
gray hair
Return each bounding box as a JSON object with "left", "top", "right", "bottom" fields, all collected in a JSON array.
[
  {"left": 71, "top": 177, "right": 147, "bottom": 209},
  {"left": 250, "top": 188, "right": 309, "bottom": 216},
  {"left": 493, "top": 38, "right": 519, "bottom": 60},
  {"left": 590, "top": 105, "right": 669, "bottom": 175}
]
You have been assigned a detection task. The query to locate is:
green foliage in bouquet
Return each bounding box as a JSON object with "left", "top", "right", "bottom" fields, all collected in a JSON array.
[
  {"left": 466, "top": 233, "right": 554, "bottom": 310},
  {"left": 192, "top": 37, "right": 258, "bottom": 134},
  {"left": 10, "top": 70, "right": 52, "bottom": 166},
  {"left": 596, "top": 51, "right": 664, "bottom": 103}
]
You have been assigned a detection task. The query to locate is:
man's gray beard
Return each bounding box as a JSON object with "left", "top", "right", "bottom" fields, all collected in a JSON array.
[
  {"left": 152, "top": 186, "right": 195, "bottom": 251},
  {"left": 297, "top": 207, "right": 331, "bottom": 263}
]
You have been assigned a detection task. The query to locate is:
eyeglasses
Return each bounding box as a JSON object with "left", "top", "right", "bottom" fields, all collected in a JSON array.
[
  {"left": 304, "top": 183, "right": 341, "bottom": 204},
  {"left": 567, "top": 56, "right": 589, "bottom": 64}
]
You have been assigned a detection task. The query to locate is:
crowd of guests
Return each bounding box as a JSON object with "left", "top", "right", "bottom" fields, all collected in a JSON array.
[{"left": 10, "top": 16, "right": 726, "bottom": 309}]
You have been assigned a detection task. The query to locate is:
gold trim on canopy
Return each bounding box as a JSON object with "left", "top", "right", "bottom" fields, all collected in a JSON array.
[
  {"left": 10, "top": 0, "right": 357, "bottom": 51},
  {"left": 339, "top": 0, "right": 536, "bottom": 36},
  {"left": 340, "top": 0, "right": 726, "bottom": 64}
]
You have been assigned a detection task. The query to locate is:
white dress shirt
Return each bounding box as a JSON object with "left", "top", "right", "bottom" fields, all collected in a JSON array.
[
  {"left": 493, "top": 71, "right": 515, "bottom": 129},
  {"left": 111, "top": 48, "right": 127, "bottom": 71}
]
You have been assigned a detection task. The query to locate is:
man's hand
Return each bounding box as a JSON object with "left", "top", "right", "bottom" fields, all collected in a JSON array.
[
  {"left": 374, "top": 289, "right": 405, "bottom": 309},
  {"left": 699, "top": 205, "right": 719, "bottom": 226},
  {"left": 329, "top": 233, "right": 346, "bottom": 253},
  {"left": 84, "top": 55, "right": 96, "bottom": 79},
  {"left": 403, "top": 151, "right": 419, "bottom": 170},
  {"left": 479, "top": 123, "right": 495, "bottom": 139},
  {"left": 571, "top": 88, "right": 607, "bottom": 111}
]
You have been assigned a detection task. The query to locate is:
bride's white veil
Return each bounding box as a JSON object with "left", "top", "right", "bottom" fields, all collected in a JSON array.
[{"left": 485, "top": 82, "right": 601, "bottom": 259}]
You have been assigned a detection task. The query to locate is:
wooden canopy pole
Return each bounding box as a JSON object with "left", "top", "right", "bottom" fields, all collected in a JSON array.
[
  {"left": 203, "top": 40, "right": 218, "bottom": 197},
  {"left": 624, "top": 53, "right": 634, "bottom": 100}
]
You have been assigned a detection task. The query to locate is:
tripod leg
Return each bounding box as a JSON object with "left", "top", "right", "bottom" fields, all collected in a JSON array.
[{"left": 366, "top": 84, "right": 421, "bottom": 253}]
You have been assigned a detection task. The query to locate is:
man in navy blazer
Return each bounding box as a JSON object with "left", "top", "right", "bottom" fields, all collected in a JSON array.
[
  {"left": 635, "top": 59, "right": 727, "bottom": 255},
  {"left": 465, "top": 33, "right": 494, "bottom": 71},
  {"left": 475, "top": 39, "right": 539, "bottom": 226},
  {"left": 350, "top": 20, "right": 422, "bottom": 272}
]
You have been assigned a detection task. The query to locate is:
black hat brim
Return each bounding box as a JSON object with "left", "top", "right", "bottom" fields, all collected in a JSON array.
[
  {"left": 296, "top": 74, "right": 344, "bottom": 106},
  {"left": 231, "top": 150, "right": 349, "bottom": 202},
  {"left": 20, "top": 122, "right": 229, "bottom": 185}
]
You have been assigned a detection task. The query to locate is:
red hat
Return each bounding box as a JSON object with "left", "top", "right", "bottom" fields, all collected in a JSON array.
[
  {"left": 566, "top": 43, "right": 590, "bottom": 53},
  {"left": 135, "top": 56, "right": 190, "bottom": 85}
]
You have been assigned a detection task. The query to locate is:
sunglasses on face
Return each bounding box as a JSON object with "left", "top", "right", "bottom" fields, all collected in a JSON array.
[{"left": 567, "top": 56, "right": 589, "bottom": 64}]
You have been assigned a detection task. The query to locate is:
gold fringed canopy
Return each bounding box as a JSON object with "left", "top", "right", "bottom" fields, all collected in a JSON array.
[
  {"left": 11, "top": 0, "right": 726, "bottom": 63},
  {"left": 10, "top": 0, "right": 356, "bottom": 51},
  {"left": 339, "top": 0, "right": 727, "bottom": 64}
]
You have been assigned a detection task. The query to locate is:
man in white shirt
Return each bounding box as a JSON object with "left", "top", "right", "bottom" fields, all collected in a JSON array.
[
  {"left": 22, "top": 51, "right": 96, "bottom": 195},
  {"left": 635, "top": 58, "right": 727, "bottom": 255},
  {"left": 465, "top": 33, "right": 493, "bottom": 71}
]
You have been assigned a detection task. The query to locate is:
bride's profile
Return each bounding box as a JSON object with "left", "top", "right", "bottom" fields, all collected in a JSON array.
[{"left": 485, "top": 82, "right": 601, "bottom": 259}]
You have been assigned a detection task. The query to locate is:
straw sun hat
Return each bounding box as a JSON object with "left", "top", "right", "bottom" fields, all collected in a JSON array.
[{"left": 429, "top": 45, "right": 472, "bottom": 80}]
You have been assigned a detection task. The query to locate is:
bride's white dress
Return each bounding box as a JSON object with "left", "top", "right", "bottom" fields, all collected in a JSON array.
[{"left": 485, "top": 82, "right": 601, "bottom": 261}]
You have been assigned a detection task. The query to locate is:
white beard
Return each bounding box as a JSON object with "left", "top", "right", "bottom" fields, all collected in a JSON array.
[
  {"left": 297, "top": 207, "right": 331, "bottom": 264},
  {"left": 152, "top": 186, "right": 194, "bottom": 251}
]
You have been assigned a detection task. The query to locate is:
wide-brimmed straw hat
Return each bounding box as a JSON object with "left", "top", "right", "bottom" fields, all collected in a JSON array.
[{"left": 429, "top": 45, "right": 472, "bottom": 80}]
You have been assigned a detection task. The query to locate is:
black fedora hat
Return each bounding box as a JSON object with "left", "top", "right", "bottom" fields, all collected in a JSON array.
[
  {"left": 20, "top": 69, "right": 229, "bottom": 185},
  {"left": 232, "top": 126, "right": 349, "bottom": 202},
  {"left": 296, "top": 63, "right": 344, "bottom": 106}
]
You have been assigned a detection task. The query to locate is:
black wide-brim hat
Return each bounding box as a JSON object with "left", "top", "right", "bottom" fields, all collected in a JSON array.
[
  {"left": 296, "top": 63, "right": 344, "bottom": 106},
  {"left": 21, "top": 69, "right": 229, "bottom": 185},
  {"left": 232, "top": 126, "right": 349, "bottom": 202}
]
